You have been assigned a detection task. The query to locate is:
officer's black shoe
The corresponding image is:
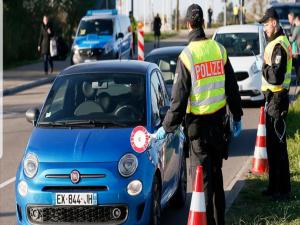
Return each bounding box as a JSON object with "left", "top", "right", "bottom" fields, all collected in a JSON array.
[
  {"left": 261, "top": 189, "right": 274, "bottom": 196},
  {"left": 272, "top": 193, "right": 290, "bottom": 201}
]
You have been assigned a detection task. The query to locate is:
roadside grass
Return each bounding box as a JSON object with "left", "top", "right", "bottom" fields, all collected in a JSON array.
[
  {"left": 226, "top": 96, "right": 300, "bottom": 225},
  {"left": 144, "top": 32, "right": 177, "bottom": 43},
  {"left": 4, "top": 58, "right": 42, "bottom": 70}
]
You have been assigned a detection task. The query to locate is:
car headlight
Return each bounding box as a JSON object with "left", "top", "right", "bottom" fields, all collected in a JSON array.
[
  {"left": 104, "top": 43, "right": 113, "bottom": 54},
  {"left": 127, "top": 180, "right": 143, "bottom": 196},
  {"left": 23, "top": 153, "right": 39, "bottom": 178},
  {"left": 250, "top": 62, "right": 260, "bottom": 75},
  {"left": 118, "top": 153, "right": 138, "bottom": 177},
  {"left": 18, "top": 180, "right": 28, "bottom": 197},
  {"left": 73, "top": 45, "right": 79, "bottom": 54}
]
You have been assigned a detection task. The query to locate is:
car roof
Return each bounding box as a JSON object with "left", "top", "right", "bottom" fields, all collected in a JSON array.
[
  {"left": 215, "top": 24, "right": 262, "bottom": 34},
  {"left": 146, "top": 46, "right": 185, "bottom": 58},
  {"left": 271, "top": 3, "right": 300, "bottom": 7},
  {"left": 60, "top": 60, "right": 157, "bottom": 76}
]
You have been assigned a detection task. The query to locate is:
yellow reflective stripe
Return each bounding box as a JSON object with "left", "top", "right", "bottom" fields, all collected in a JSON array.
[
  {"left": 179, "top": 48, "right": 193, "bottom": 71},
  {"left": 190, "top": 88, "right": 225, "bottom": 102},
  {"left": 194, "top": 75, "right": 225, "bottom": 87},
  {"left": 190, "top": 99, "right": 227, "bottom": 115},
  {"left": 193, "top": 80, "right": 225, "bottom": 94},
  {"left": 216, "top": 43, "right": 227, "bottom": 65}
]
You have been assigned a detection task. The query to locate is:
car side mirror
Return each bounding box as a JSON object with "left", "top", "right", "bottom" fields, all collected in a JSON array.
[
  {"left": 159, "top": 106, "right": 170, "bottom": 121},
  {"left": 26, "top": 108, "right": 40, "bottom": 126},
  {"left": 117, "top": 32, "right": 124, "bottom": 39}
]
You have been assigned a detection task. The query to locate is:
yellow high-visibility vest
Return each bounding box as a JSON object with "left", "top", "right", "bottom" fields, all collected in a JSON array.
[
  {"left": 262, "top": 35, "right": 292, "bottom": 92},
  {"left": 179, "top": 39, "right": 227, "bottom": 115},
  {"left": 233, "top": 6, "right": 239, "bottom": 16}
]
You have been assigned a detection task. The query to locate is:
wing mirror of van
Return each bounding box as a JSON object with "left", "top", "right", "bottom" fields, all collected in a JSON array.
[
  {"left": 26, "top": 108, "right": 40, "bottom": 126},
  {"left": 117, "top": 33, "right": 124, "bottom": 39}
]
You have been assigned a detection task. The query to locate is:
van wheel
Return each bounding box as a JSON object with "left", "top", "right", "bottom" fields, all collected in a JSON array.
[
  {"left": 149, "top": 176, "right": 161, "bottom": 225},
  {"left": 170, "top": 155, "right": 187, "bottom": 208}
]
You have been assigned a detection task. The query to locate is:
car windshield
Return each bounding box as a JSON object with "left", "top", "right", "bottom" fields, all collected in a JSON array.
[
  {"left": 273, "top": 6, "right": 300, "bottom": 20},
  {"left": 77, "top": 19, "right": 113, "bottom": 36},
  {"left": 38, "top": 73, "right": 146, "bottom": 128},
  {"left": 148, "top": 56, "right": 178, "bottom": 84},
  {"left": 215, "top": 33, "right": 260, "bottom": 56}
]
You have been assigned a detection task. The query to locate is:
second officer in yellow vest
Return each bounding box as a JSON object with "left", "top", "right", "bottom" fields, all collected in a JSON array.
[
  {"left": 259, "top": 8, "right": 291, "bottom": 200},
  {"left": 156, "top": 4, "right": 243, "bottom": 225}
]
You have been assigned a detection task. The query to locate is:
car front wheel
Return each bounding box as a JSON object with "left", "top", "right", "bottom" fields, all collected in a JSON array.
[{"left": 149, "top": 176, "right": 161, "bottom": 225}]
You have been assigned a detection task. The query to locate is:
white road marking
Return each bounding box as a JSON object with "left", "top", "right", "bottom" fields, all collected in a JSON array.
[{"left": 0, "top": 177, "right": 16, "bottom": 189}]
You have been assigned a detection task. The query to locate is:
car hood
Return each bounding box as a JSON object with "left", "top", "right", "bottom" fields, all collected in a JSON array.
[
  {"left": 26, "top": 128, "right": 134, "bottom": 163},
  {"left": 74, "top": 34, "right": 113, "bottom": 48},
  {"left": 229, "top": 56, "right": 256, "bottom": 72}
]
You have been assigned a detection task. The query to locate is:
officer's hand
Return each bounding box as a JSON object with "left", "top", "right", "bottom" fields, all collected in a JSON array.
[
  {"left": 232, "top": 120, "right": 242, "bottom": 137},
  {"left": 156, "top": 127, "right": 166, "bottom": 140}
]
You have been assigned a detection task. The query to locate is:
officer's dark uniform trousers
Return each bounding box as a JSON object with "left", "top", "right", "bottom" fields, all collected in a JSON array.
[
  {"left": 265, "top": 105, "right": 291, "bottom": 194},
  {"left": 190, "top": 122, "right": 225, "bottom": 225}
]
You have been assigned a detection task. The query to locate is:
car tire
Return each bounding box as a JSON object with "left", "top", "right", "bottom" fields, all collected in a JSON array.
[
  {"left": 149, "top": 176, "right": 161, "bottom": 225},
  {"left": 169, "top": 154, "right": 187, "bottom": 208}
]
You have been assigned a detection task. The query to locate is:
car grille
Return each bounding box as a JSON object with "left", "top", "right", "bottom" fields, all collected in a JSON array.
[
  {"left": 235, "top": 72, "right": 249, "bottom": 81},
  {"left": 79, "top": 48, "right": 103, "bottom": 57},
  {"left": 27, "top": 205, "right": 128, "bottom": 224}
]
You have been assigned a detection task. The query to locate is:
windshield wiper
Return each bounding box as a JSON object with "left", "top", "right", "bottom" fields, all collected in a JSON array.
[
  {"left": 60, "top": 120, "right": 129, "bottom": 128},
  {"left": 38, "top": 121, "right": 67, "bottom": 127}
]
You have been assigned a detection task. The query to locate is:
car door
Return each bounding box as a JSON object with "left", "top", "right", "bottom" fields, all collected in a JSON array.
[{"left": 150, "top": 70, "right": 181, "bottom": 202}]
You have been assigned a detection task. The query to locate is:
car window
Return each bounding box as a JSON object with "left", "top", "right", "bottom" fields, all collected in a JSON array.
[
  {"left": 156, "top": 70, "right": 169, "bottom": 104},
  {"left": 151, "top": 71, "right": 164, "bottom": 126},
  {"left": 215, "top": 32, "right": 260, "bottom": 56},
  {"left": 147, "top": 55, "right": 178, "bottom": 84},
  {"left": 77, "top": 19, "right": 113, "bottom": 36},
  {"left": 273, "top": 6, "right": 300, "bottom": 20},
  {"left": 39, "top": 73, "right": 146, "bottom": 127}
]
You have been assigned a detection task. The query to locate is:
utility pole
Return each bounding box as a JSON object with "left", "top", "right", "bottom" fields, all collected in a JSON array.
[
  {"left": 176, "top": 0, "right": 179, "bottom": 31},
  {"left": 131, "top": 0, "right": 134, "bottom": 13},
  {"left": 224, "top": 0, "right": 227, "bottom": 26}
]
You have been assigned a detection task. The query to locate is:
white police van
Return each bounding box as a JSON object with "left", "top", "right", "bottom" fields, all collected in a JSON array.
[{"left": 71, "top": 10, "right": 132, "bottom": 64}]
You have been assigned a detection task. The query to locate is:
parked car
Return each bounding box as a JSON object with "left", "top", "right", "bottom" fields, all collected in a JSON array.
[
  {"left": 145, "top": 46, "right": 184, "bottom": 97},
  {"left": 213, "top": 24, "right": 266, "bottom": 102},
  {"left": 145, "top": 46, "right": 232, "bottom": 157},
  {"left": 270, "top": 3, "right": 300, "bottom": 37},
  {"left": 71, "top": 10, "right": 132, "bottom": 64},
  {"left": 15, "top": 60, "right": 186, "bottom": 225}
]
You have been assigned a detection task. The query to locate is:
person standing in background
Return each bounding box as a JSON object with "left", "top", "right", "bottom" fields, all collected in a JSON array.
[
  {"left": 233, "top": 5, "right": 239, "bottom": 24},
  {"left": 38, "top": 15, "right": 54, "bottom": 75},
  {"left": 288, "top": 12, "right": 295, "bottom": 37},
  {"left": 208, "top": 7, "right": 213, "bottom": 28},
  {"left": 153, "top": 13, "right": 162, "bottom": 48},
  {"left": 129, "top": 11, "right": 137, "bottom": 57},
  {"left": 290, "top": 15, "right": 300, "bottom": 80}
]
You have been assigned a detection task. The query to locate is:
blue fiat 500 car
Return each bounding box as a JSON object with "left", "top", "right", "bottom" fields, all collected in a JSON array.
[{"left": 15, "top": 60, "right": 186, "bottom": 225}]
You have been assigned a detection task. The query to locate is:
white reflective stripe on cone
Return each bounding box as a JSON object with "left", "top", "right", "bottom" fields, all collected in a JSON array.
[
  {"left": 254, "top": 147, "right": 268, "bottom": 159},
  {"left": 257, "top": 124, "right": 266, "bottom": 136},
  {"left": 190, "top": 192, "right": 206, "bottom": 212}
]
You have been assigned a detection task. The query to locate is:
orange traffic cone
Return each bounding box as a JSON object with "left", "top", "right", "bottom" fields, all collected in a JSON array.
[
  {"left": 187, "top": 166, "right": 207, "bottom": 225},
  {"left": 252, "top": 106, "right": 268, "bottom": 174}
]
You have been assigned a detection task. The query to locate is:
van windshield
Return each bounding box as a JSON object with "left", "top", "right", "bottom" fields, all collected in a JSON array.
[
  {"left": 77, "top": 19, "right": 113, "bottom": 36},
  {"left": 214, "top": 33, "right": 260, "bottom": 57},
  {"left": 38, "top": 73, "right": 146, "bottom": 128}
]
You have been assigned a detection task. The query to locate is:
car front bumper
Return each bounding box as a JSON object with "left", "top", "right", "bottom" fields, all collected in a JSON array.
[{"left": 15, "top": 161, "right": 155, "bottom": 225}]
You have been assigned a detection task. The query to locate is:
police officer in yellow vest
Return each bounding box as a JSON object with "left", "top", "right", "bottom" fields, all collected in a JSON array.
[
  {"left": 156, "top": 4, "right": 243, "bottom": 225},
  {"left": 259, "top": 8, "right": 291, "bottom": 200}
]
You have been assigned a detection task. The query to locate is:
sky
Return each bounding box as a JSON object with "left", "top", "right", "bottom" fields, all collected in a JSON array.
[{"left": 116, "top": 0, "right": 242, "bottom": 24}]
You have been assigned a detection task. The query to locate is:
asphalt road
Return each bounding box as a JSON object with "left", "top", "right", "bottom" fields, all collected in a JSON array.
[{"left": 1, "top": 31, "right": 297, "bottom": 225}]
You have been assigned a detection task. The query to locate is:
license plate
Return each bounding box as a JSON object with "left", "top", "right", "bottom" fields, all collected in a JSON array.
[{"left": 55, "top": 193, "right": 97, "bottom": 206}]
